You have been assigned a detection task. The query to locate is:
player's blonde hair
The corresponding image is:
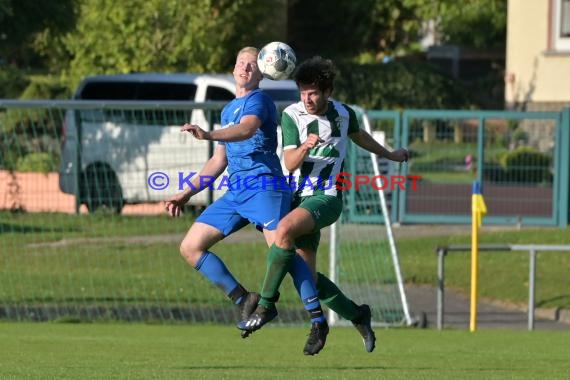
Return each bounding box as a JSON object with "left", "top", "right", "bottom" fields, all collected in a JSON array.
[{"left": 237, "top": 46, "right": 259, "bottom": 57}]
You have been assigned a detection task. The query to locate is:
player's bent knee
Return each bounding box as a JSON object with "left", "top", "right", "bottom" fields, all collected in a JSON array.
[
  {"left": 276, "top": 218, "right": 295, "bottom": 237},
  {"left": 275, "top": 231, "right": 292, "bottom": 246},
  {"left": 179, "top": 241, "right": 202, "bottom": 266}
]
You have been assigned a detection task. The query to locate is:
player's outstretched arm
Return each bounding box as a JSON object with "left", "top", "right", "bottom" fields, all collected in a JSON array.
[
  {"left": 164, "top": 144, "right": 228, "bottom": 218},
  {"left": 348, "top": 129, "right": 409, "bottom": 162},
  {"left": 181, "top": 115, "right": 261, "bottom": 142}
]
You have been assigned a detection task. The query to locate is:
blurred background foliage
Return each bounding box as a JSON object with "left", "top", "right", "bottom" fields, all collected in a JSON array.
[
  {"left": 0, "top": 0, "right": 507, "bottom": 109},
  {"left": 335, "top": 60, "right": 471, "bottom": 110}
]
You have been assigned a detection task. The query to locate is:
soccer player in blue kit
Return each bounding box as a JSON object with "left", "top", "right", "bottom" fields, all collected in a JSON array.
[{"left": 164, "top": 46, "right": 325, "bottom": 341}]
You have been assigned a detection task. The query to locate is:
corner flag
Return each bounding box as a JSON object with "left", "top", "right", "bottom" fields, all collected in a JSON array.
[
  {"left": 470, "top": 181, "right": 487, "bottom": 332},
  {"left": 472, "top": 182, "right": 487, "bottom": 228}
]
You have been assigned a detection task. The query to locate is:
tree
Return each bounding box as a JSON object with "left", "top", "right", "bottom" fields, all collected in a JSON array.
[
  {"left": 287, "top": 0, "right": 506, "bottom": 63},
  {"left": 287, "top": 0, "right": 424, "bottom": 62},
  {"left": 0, "top": 0, "right": 77, "bottom": 67},
  {"left": 61, "top": 0, "right": 287, "bottom": 89},
  {"left": 405, "top": 0, "right": 507, "bottom": 49}
]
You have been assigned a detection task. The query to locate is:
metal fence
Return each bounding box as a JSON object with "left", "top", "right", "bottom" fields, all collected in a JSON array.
[
  {"left": 360, "top": 108, "right": 570, "bottom": 227},
  {"left": 1, "top": 100, "right": 569, "bottom": 225},
  {"left": 435, "top": 244, "right": 570, "bottom": 330},
  {"left": 1, "top": 100, "right": 569, "bottom": 324}
]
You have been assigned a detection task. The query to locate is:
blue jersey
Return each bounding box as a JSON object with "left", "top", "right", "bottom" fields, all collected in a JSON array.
[
  {"left": 219, "top": 89, "right": 284, "bottom": 191},
  {"left": 196, "top": 89, "right": 291, "bottom": 234}
]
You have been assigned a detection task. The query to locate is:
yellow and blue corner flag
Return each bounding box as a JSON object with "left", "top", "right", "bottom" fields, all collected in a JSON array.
[
  {"left": 470, "top": 181, "right": 487, "bottom": 332},
  {"left": 472, "top": 181, "right": 487, "bottom": 227}
]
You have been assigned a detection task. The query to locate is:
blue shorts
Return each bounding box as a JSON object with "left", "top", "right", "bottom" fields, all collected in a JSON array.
[{"left": 196, "top": 189, "right": 292, "bottom": 236}]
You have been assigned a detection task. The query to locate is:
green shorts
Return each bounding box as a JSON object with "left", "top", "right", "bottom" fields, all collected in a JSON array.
[{"left": 294, "top": 194, "right": 343, "bottom": 252}]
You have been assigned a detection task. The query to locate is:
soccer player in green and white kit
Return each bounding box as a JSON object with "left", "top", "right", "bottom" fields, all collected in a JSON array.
[{"left": 238, "top": 56, "right": 409, "bottom": 355}]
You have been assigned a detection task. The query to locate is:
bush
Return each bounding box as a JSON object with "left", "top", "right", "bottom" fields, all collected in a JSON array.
[
  {"left": 484, "top": 147, "right": 552, "bottom": 184},
  {"left": 511, "top": 128, "right": 529, "bottom": 145},
  {"left": 500, "top": 147, "right": 552, "bottom": 184},
  {"left": 0, "top": 104, "right": 63, "bottom": 171},
  {"left": 20, "top": 76, "right": 70, "bottom": 100},
  {"left": 0, "top": 66, "right": 30, "bottom": 98},
  {"left": 16, "top": 152, "right": 57, "bottom": 173}
]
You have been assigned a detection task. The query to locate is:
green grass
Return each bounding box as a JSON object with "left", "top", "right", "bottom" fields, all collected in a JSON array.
[
  {"left": 412, "top": 170, "right": 477, "bottom": 184},
  {"left": 406, "top": 140, "right": 508, "bottom": 183},
  {"left": 0, "top": 212, "right": 311, "bottom": 311},
  {"left": 1, "top": 212, "right": 570, "bottom": 311},
  {"left": 0, "top": 211, "right": 183, "bottom": 241},
  {"left": 409, "top": 141, "right": 507, "bottom": 165},
  {"left": 1, "top": 323, "right": 569, "bottom": 380},
  {"left": 1, "top": 213, "right": 569, "bottom": 378},
  {"left": 397, "top": 227, "right": 570, "bottom": 309}
]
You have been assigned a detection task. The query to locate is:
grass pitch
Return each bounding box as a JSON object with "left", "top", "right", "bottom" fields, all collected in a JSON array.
[
  {"left": 2, "top": 212, "right": 570, "bottom": 314},
  {"left": 1, "top": 322, "right": 569, "bottom": 380}
]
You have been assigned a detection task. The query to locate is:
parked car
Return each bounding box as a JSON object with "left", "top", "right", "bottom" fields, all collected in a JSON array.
[{"left": 59, "top": 73, "right": 299, "bottom": 213}]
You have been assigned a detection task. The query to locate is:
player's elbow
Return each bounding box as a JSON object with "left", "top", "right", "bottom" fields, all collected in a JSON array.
[
  {"left": 284, "top": 158, "right": 299, "bottom": 172},
  {"left": 285, "top": 163, "right": 298, "bottom": 172}
]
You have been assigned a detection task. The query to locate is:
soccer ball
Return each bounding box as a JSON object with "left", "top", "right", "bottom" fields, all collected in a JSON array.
[{"left": 257, "top": 41, "right": 296, "bottom": 81}]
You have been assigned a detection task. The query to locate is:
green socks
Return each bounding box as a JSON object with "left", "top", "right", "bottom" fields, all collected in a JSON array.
[
  {"left": 316, "top": 272, "right": 360, "bottom": 321},
  {"left": 257, "top": 247, "right": 361, "bottom": 322},
  {"left": 259, "top": 243, "right": 295, "bottom": 309}
]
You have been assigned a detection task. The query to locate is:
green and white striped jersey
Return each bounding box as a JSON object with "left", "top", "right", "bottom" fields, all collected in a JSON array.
[{"left": 281, "top": 100, "right": 360, "bottom": 197}]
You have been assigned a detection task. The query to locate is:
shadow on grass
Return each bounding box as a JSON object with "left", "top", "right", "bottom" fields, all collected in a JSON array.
[{"left": 537, "top": 295, "right": 570, "bottom": 308}]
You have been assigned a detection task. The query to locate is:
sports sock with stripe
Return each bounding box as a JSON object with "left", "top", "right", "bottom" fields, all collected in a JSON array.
[{"left": 290, "top": 254, "right": 326, "bottom": 323}]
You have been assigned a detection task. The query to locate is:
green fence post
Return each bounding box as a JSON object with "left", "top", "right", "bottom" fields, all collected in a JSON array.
[
  {"left": 559, "top": 108, "right": 570, "bottom": 227},
  {"left": 73, "top": 110, "right": 82, "bottom": 215},
  {"left": 399, "top": 111, "right": 410, "bottom": 223},
  {"left": 393, "top": 110, "right": 403, "bottom": 223},
  {"left": 476, "top": 115, "right": 485, "bottom": 191}
]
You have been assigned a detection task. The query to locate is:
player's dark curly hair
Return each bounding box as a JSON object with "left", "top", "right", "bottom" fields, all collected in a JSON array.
[{"left": 293, "top": 56, "right": 336, "bottom": 93}]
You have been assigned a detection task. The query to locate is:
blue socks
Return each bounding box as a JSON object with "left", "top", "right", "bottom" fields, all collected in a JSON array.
[
  {"left": 195, "top": 251, "right": 242, "bottom": 304},
  {"left": 195, "top": 249, "right": 326, "bottom": 324},
  {"left": 290, "top": 254, "right": 326, "bottom": 324}
]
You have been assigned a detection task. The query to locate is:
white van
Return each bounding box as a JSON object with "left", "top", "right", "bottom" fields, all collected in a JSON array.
[{"left": 58, "top": 73, "right": 298, "bottom": 213}]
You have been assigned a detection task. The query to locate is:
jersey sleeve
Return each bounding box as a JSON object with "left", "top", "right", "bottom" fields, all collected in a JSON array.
[
  {"left": 281, "top": 111, "right": 300, "bottom": 150},
  {"left": 345, "top": 105, "right": 361, "bottom": 135}
]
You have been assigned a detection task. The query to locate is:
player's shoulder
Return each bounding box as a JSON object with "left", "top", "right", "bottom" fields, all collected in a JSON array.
[
  {"left": 248, "top": 89, "right": 278, "bottom": 111},
  {"left": 283, "top": 101, "right": 307, "bottom": 116},
  {"left": 221, "top": 96, "right": 240, "bottom": 113},
  {"left": 251, "top": 88, "right": 273, "bottom": 101},
  {"left": 330, "top": 99, "right": 354, "bottom": 113}
]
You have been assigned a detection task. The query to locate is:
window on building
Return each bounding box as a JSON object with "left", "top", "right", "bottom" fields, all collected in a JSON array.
[
  {"left": 561, "top": 0, "right": 570, "bottom": 36},
  {"left": 553, "top": 0, "right": 570, "bottom": 50}
]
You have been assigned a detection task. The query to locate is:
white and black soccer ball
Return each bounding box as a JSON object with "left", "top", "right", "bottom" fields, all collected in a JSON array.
[{"left": 257, "top": 41, "right": 296, "bottom": 81}]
